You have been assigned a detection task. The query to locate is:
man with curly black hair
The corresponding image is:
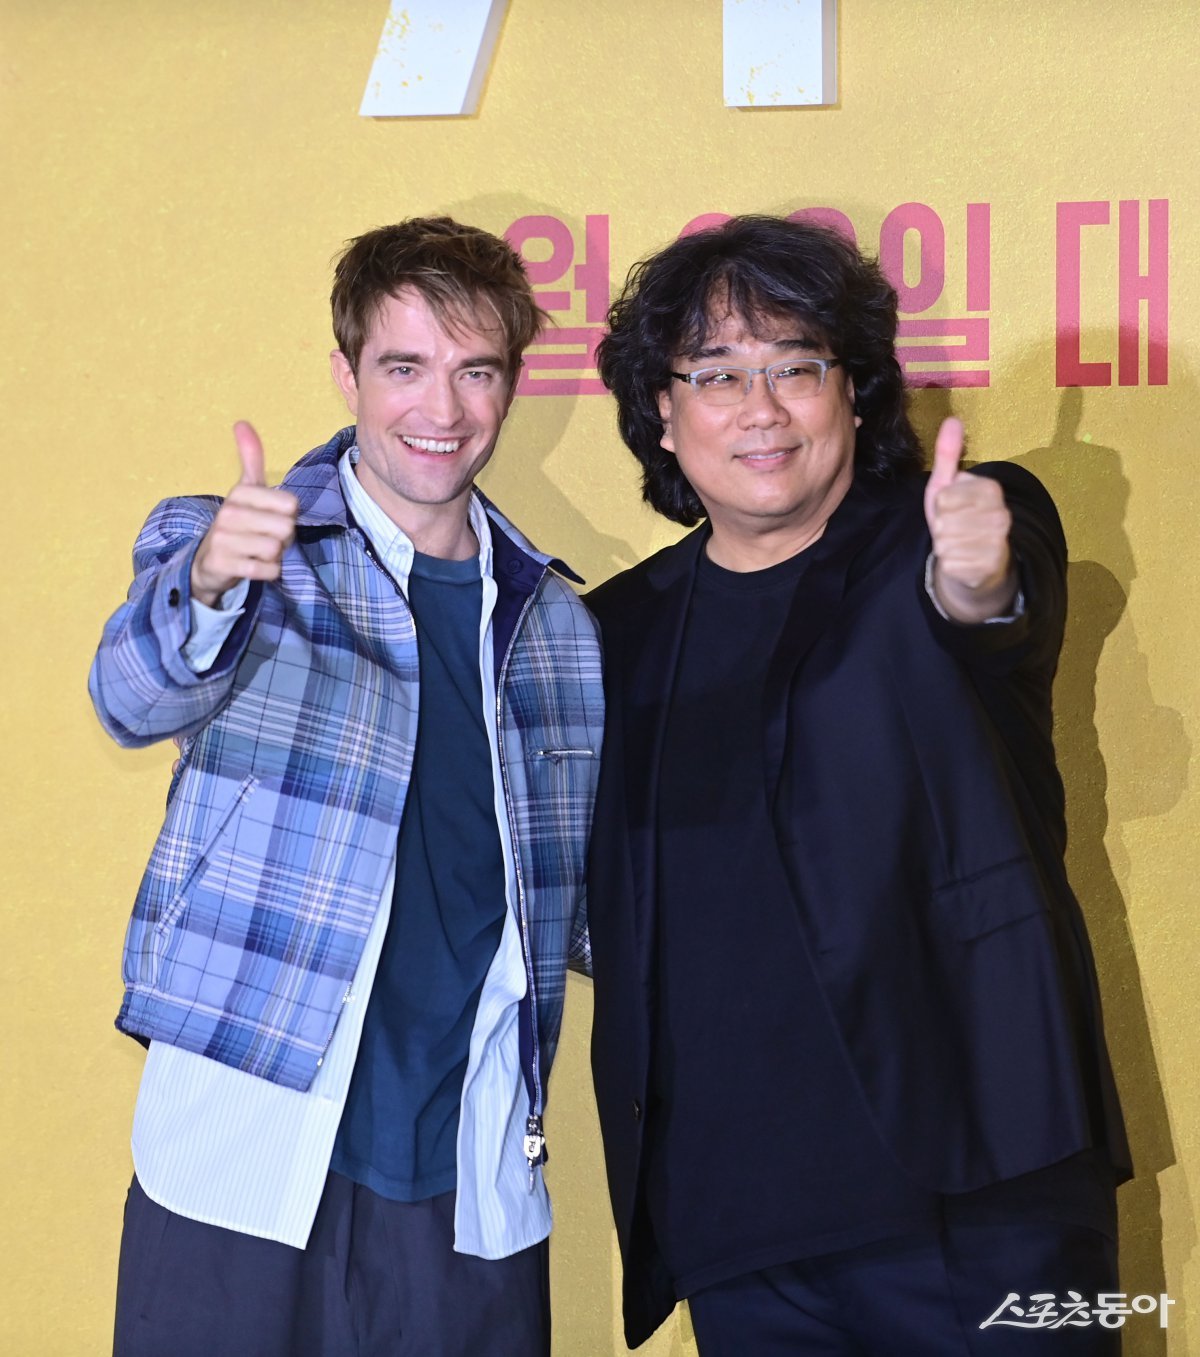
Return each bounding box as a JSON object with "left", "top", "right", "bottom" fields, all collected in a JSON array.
[{"left": 586, "top": 215, "right": 1129, "bottom": 1355}]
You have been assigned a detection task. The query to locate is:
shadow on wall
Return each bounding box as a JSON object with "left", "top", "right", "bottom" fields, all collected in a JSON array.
[
  {"left": 446, "top": 192, "right": 642, "bottom": 587},
  {"left": 911, "top": 352, "right": 1189, "bottom": 1357}
]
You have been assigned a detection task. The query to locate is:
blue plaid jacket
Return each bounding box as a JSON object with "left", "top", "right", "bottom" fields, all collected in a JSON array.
[{"left": 89, "top": 427, "right": 603, "bottom": 1097}]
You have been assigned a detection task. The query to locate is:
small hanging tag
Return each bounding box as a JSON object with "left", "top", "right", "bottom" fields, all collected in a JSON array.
[{"left": 523, "top": 1114, "right": 545, "bottom": 1166}]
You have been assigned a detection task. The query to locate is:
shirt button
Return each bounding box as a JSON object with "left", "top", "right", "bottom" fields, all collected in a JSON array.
[
  {"left": 168, "top": 588, "right": 181, "bottom": 606},
  {"left": 506, "top": 558, "right": 522, "bottom": 575}
]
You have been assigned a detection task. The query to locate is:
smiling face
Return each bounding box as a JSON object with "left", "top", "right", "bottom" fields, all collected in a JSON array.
[
  {"left": 657, "top": 309, "right": 861, "bottom": 569},
  {"left": 330, "top": 287, "right": 514, "bottom": 556}
]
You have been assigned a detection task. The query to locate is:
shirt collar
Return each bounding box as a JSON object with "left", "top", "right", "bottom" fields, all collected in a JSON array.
[{"left": 337, "top": 445, "right": 494, "bottom": 584}]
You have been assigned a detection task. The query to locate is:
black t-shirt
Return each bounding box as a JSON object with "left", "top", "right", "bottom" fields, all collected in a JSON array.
[{"left": 647, "top": 541, "right": 1115, "bottom": 1299}]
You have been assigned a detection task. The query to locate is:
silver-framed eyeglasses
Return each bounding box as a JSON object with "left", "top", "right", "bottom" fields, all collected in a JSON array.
[{"left": 669, "top": 357, "right": 843, "bottom": 406}]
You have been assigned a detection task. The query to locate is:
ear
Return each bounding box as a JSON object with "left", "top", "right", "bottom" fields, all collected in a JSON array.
[
  {"left": 656, "top": 386, "right": 676, "bottom": 454},
  {"left": 846, "top": 372, "right": 862, "bottom": 429},
  {"left": 330, "top": 350, "right": 359, "bottom": 415}
]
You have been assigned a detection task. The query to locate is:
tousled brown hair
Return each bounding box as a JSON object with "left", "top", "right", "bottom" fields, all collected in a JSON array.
[{"left": 331, "top": 217, "right": 545, "bottom": 378}]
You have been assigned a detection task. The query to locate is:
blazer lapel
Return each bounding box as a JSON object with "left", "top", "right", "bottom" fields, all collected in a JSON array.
[{"left": 620, "top": 528, "right": 707, "bottom": 969}]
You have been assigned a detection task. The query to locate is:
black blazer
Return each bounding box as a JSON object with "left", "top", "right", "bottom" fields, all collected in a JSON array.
[{"left": 585, "top": 464, "right": 1130, "bottom": 1348}]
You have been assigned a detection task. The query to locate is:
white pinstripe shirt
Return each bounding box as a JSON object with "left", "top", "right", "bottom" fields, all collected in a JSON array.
[{"left": 130, "top": 453, "right": 552, "bottom": 1259}]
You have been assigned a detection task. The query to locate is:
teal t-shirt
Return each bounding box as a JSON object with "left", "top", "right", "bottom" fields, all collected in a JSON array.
[{"left": 330, "top": 550, "right": 507, "bottom": 1201}]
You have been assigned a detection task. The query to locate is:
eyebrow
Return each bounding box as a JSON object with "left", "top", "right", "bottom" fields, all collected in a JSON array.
[
  {"left": 372, "top": 350, "right": 506, "bottom": 370},
  {"left": 683, "top": 336, "right": 824, "bottom": 362}
]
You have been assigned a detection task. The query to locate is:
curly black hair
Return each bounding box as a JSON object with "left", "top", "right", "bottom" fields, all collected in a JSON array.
[{"left": 596, "top": 215, "right": 924, "bottom": 525}]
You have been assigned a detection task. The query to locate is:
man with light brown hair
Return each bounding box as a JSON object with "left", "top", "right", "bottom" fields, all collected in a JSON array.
[{"left": 90, "top": 217, "right": 603, "bottom": 1356}]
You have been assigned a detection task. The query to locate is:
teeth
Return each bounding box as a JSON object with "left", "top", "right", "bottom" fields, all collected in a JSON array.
[{"left": 404, "top": 436, "right": 461, "bottom": 453}]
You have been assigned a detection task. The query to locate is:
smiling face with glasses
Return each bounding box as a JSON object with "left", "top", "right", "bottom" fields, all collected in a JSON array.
[{"left": 656, "top": 312, "right": 862, "bottom": 572}]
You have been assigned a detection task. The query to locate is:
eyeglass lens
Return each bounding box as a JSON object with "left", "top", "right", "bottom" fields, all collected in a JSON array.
[{"left": 690, "top": 361, "right": 829, "bottom": 404}]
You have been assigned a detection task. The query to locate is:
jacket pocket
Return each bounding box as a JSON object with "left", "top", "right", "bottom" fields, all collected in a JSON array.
[
  {"left": 929, "top": 854, "right": 1048, "bottom": 941},
  {"left": 153, "top": 775, "right": 259, "bottom": 947},
  {"left": 528, "top": 747, "right": 596, "bottom": 764}
]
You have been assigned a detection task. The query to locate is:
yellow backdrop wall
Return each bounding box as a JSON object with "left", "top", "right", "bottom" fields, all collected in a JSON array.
[{"left": 2, "top": 3, "right": 1196, "bottom": 1354}]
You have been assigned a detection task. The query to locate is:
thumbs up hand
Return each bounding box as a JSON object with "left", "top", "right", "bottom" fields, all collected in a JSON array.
[
  {"left": 924, "top": 418, "right": 1017, "bottom": 624},
  {"left": 189, "top": 422, "right": 300, "bottom": 607}
]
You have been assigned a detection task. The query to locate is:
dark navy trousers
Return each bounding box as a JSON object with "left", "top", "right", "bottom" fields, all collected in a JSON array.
[
  {"left": 687, "top": 1219, "right": 1122, "bottom": 1356},
  {"left": 113, "top": 1174, "right": 549, "bottom": 1357}
]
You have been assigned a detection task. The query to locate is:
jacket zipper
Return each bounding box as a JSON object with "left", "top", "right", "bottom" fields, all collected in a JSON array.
[{"left": 495, "top": 580, "right": 547, "bottom": 1189}]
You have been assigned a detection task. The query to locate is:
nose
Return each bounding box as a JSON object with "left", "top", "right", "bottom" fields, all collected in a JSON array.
[
  {"left": 737, "top": 370, "right": 790, "bottom": 428},
  {"left": 421, "top": 373, "right": 465, "bottom": 427}
]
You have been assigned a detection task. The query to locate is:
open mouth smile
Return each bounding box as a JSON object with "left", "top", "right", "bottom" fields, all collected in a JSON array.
[{"left": 401, "top": 435, "right": 464, "bottom": 455}]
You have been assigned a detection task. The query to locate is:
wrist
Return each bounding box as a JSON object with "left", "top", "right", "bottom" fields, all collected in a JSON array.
[
  {"left": 189, "top": 566, "right": 226, "bottom": 609},
  {"left": 932, "top": 560, "right": 1019, "bottom": 624}
]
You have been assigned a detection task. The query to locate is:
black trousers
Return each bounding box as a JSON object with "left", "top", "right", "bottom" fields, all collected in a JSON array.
[
  {"left": 687, "top": 1218, "right": 1123, "bottom": 1356},
  {"left": 113, "top": 1173, "right": 550, "bottom": 1357}
]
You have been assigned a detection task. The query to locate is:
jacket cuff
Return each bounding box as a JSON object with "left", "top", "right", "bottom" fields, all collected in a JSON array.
[
  {"left": 923, "top": 551, "right": 1026, "bottom": 625},
  {"left": 154, "top": 541, "right": 260, "bottom": 686}
]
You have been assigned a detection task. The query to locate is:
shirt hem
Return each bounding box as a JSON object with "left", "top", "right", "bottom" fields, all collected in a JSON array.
[
  {"left": 327, "top": 1160, "right": 458, "bottom": 1204},
  {"left": 131, "top": 1164, "right": 312, "bottom": 1251},
  {"left": 452, "top": 1214, "right": 552, "bottom": 1261}
]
